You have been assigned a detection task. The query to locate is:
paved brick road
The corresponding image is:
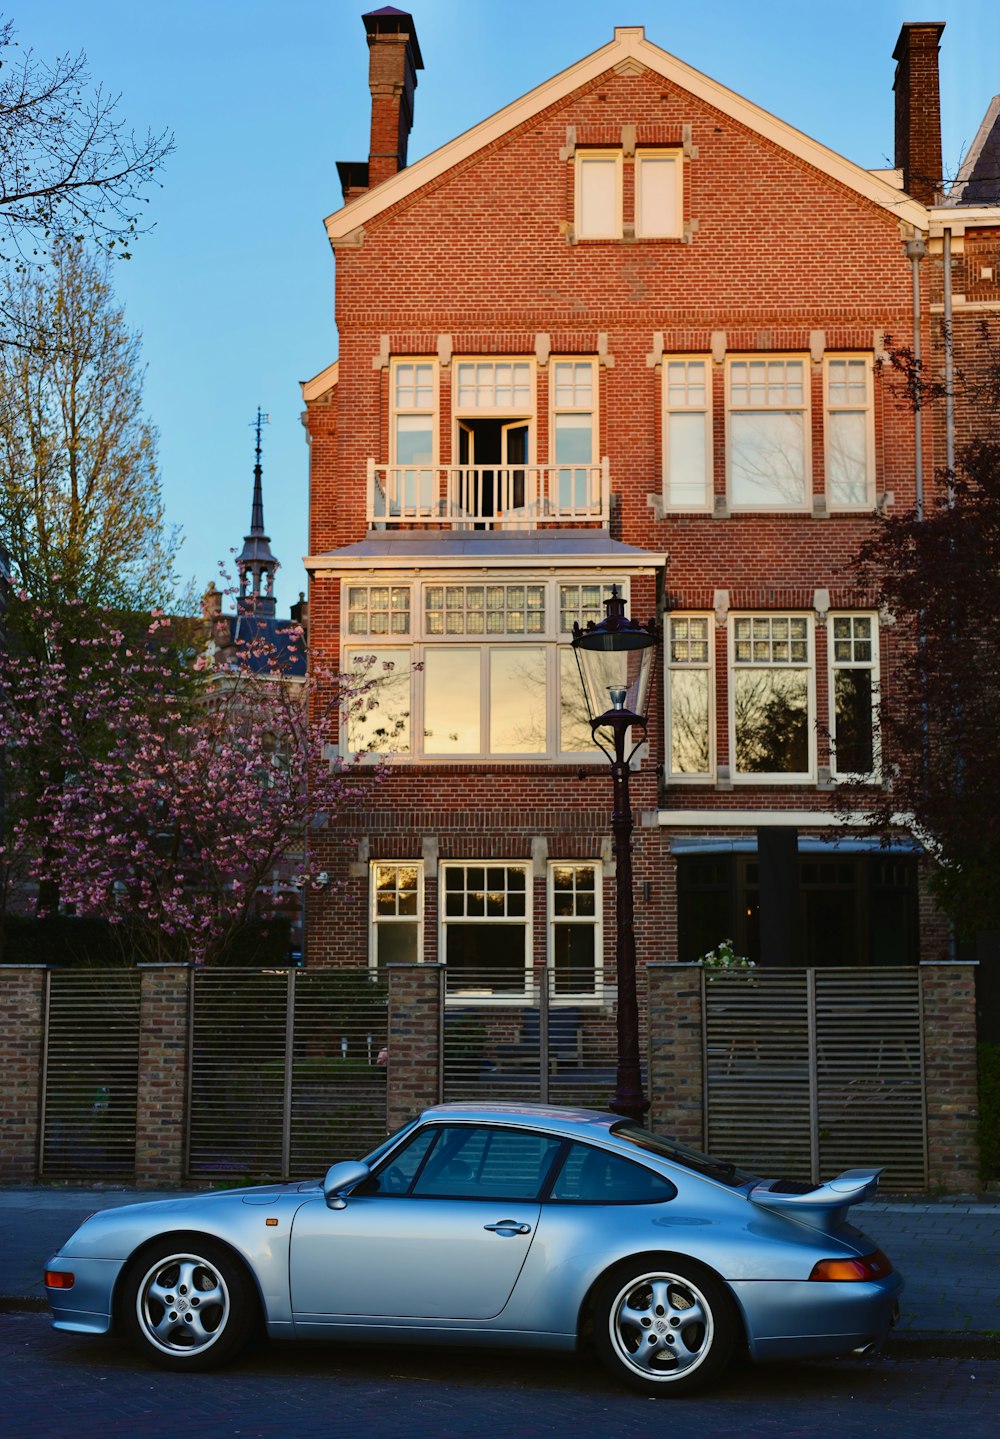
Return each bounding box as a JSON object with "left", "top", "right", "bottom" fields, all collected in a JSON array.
[{"left": 2, "top": 1312, "right": 997, "bottom": 1439}]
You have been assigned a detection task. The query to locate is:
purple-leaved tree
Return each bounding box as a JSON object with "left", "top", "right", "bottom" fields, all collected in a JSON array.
[{"left": 0, "top": 597, "right": 385, "bottom": 965}]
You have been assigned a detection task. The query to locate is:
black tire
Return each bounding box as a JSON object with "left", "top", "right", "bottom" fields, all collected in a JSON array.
[
  {"left": 119, "top": 1236, "right": 258, "bottom": 1371},
  {"left": 593, "top": 1256, "right": 737, "bottom": 1396}
]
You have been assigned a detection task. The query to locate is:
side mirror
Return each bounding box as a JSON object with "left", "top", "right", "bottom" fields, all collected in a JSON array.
[{"left": 323, "top": 1160, "right": 371, "bottom": 1210}]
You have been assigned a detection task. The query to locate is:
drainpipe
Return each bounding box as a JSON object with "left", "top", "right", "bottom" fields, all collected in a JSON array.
[
  {"left": 905, "top": 235, "right": 928, "bottom": 519},
  {"left": 942, "top": 226, "right": 955, "bottom": 504}
]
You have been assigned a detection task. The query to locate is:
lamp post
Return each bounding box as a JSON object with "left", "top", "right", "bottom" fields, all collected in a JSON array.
[{"left": 572, "top": 586, "right": 659, "bottom": 1124}]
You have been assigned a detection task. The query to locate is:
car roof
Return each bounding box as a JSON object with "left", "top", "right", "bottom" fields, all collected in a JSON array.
[{"left": 417, "top": 1102, "right": 622, "bottom": 1140}]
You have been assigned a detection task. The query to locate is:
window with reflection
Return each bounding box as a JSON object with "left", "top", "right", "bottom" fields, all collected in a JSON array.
[
  {"left": 548, "top": 1141, "right": 676, "bottom": 1203},
  {"left": 406, "top": 1125, "right": 563, "bottom": 1200},
  {"left": 830, "top": 614, "right": 878, "bottom": 777},
  {"left": 442, "top": 863, "right": 530, "bottom": 996},
  {"left": 342, "top": 577, "right": 628, "bottom": 762},
  {"left": 370, "top": 861, "right": 423, "bottom": 972},
  {"left": 344, "top": 648, "right": 412, "bottom": 756},
  {"left": 728, "top": 358, "right": 809, "bottom": 510},
  {"left": 550, "top": 862, "right": 601, "bottom": 995},
  {"left": 826, "top": 356, "right": 874, "bottom": 510},
  {"left": 667, "top": 615, "right": 712, "bottom": 778},
  {"left": 731, "top": 615, "right": 813, "bottom": 778}
]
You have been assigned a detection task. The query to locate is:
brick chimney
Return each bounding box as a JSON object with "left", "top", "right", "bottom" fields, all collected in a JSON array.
[
  {"left": 336, "top": 9, "right": 423, "bottom": 202},
  {"left": 893, "top": 22, "right": 945, "bottom": 205},
  {"left": 364, "top": 7, "right": 423, "bottom": 189}
]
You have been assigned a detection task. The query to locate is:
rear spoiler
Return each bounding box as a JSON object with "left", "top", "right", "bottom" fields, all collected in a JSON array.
[{"left": 748, "top": 1168, "right": 884, "bottom": 1234}]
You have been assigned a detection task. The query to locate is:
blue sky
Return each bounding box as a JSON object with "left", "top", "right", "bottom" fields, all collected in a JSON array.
[{"left": 20, "top": 1, "right": 1000, "bottom": 611}]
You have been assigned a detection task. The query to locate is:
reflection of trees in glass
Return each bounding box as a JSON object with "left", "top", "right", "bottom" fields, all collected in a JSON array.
[
  {"left": 834, "top": 671, "right": 874, "bottom": 773},
  {"left": 734, "top": 669, "right": 808, "bottom": 773},
  {"left": 346, "top": 651, "right": 411, "bottom": 754},
  {"left": 730, "top": 412, "right": 805, "bottom": 506},
  {"left": 669, "top": 669, "right": 709, "bottom": 773},
  {"left": 490, "top": 648, "right": 546, "bottom": 752}
]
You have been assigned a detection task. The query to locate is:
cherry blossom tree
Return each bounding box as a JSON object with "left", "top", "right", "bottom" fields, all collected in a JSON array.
[{"left": 0, "top": 597, "right": 385, "bottom": 965}]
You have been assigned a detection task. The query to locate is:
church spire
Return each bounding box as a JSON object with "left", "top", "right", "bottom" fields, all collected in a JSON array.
[{"left": 236, "top": 408, "right": 278, "bottom": 618}]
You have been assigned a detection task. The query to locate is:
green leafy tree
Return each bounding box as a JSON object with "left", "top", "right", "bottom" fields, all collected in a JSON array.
[{"left": 0, "top": 244, "right": 180, "bottom": 638}]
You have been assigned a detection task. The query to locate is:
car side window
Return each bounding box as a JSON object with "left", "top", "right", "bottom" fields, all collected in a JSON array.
[
  {"left": 409, "top": 1125, "right": 563, "bottom": 1201},
  {"left": 372, "top": 1127, "right": 439, "bottom": 1195},
  {"left": 547, "top": 1142, "right": 677, "bottom": 1204}
]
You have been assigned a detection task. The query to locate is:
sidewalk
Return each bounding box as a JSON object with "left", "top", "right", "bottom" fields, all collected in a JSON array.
[{"left": 1, "top": 1187, "right": 997, "bottom": 1353}]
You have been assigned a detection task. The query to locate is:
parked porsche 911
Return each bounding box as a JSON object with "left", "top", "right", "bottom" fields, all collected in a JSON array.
[{"left": 44, "top": 1102, "right": 902, "bottom": 1395}]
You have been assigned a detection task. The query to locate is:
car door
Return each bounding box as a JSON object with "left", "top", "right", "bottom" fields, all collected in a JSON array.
[{"left": 289, "top": 1123, "right": 563, "bottom": 1321}]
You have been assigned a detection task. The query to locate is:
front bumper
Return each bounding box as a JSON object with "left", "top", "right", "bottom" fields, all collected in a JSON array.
[{"left": 45, "top": 1256, "right": 126, "bottom": 1335}]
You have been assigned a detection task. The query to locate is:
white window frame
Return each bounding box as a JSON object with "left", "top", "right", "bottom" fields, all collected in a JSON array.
[
  {"left": 547, "top": 860, "right": 603, "bottom": 1002},
  {"left": 453, "top": 357, "right": 536, "bottom": 418},
  {"left": 390, "top": 358, "right": 439, "bottom": 465},
  {"left": 635, "top": 149, "right": 683, "bottom": 239},
  {"left": 389, "top": 358, "right": 439, "bottom": 519},
  {"left": 662, "top": 357, "right": 713, "bottom": 512},
  {"left": 369, "top": 860, "right": 424, "bottom": 974},
  {"left": 550, "top": 357, "right": 599, "bottom": 515},
  {"left": 726, "top": 355, "right": 811, "bottom": 513},
  {"left": 828, "top": 612, "right": 880, "bottom": 780},
  {"left": 728, "top": 613, "right": 816, "bottom": 783},
  {"left": 575, "top": 150, "right": 623, "bottom": 240},
  {"left": 665, "top": 614, "right": 715, "bottom": 782},
  {"left": 824, "top": 354, "right": 876, "bottom": 512},
  {"left": 440, "top": 860, "right": 533, "bottom": 1002},
  {"left": 342, "top": 576, "right": 630, "bottom": 765}
]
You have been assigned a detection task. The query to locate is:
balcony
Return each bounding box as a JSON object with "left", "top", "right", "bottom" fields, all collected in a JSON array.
[{"left": 367, "top": 460, "right": 610, "bottom": 529}]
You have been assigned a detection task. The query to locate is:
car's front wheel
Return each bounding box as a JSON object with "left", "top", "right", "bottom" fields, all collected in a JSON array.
[
  {"left": 119, "top": 1236, "right": 257, "bottom": 1371},
  {"left": 593, "top": 1257, "right": 737, "bottom": 1395}
]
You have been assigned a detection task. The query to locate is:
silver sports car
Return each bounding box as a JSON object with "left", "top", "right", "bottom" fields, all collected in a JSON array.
[{"left": 45, "top": 1102, "right": 902, "bottom": 1395}]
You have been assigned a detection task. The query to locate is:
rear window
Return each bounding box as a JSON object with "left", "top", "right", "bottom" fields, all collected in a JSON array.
[
  {"left": 612, "top": 1123, "right": 754, "bottom": 1188},
  {"left": 547, "top": 1142, "right": 676, "bottom": 1204}
]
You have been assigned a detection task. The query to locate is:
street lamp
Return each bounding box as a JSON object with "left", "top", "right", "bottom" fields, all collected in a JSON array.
[{"left": 572, "top": 586, "right": 659, "bottom": 1123}]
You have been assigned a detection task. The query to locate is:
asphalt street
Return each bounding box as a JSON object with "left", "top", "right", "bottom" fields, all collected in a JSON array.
[{"left": 1, "top": 1310, "right": 997, "bottom": 1439}]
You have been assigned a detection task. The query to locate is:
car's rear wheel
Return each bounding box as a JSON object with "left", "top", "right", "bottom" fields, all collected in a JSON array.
[
  {"left": 593, "top": 1257, "right": 737, "bottom": 1396},
  {"left": 120, "top": 1237, "right": 257, "bottom": 1371}
]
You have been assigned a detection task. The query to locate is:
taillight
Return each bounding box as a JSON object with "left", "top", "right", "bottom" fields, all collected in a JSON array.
[
  {"left": 44, "top": 1271, "right": 75, "bottom": 1289},
  {"left": 809, "top": 1249, "right": 892, "bottom": 1282}
]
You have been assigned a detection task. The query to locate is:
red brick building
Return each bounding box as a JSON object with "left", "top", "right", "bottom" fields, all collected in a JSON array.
[{"left": 301, "top": 11, "right": 955, "bottom": 994}]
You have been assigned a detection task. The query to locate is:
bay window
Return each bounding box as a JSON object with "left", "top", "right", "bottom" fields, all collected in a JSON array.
[{"left": 344, "top": 577, "right": 627, "bottom": 761}]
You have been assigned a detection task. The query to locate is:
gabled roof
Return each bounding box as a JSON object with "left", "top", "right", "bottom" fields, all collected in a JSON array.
[
  {"left": 325, "top": 24, "right": 928, "bottom": 241},
  {"left": 945, "top": 95, "right": 1000, "bottom": 207}
]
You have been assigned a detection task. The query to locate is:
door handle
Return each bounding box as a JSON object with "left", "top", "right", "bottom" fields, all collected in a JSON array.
[{"left": 484, "top": 1220, "right": 531, "bottom": 1235}]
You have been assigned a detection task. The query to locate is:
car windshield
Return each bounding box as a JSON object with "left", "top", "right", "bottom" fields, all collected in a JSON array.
[{"left": 611, "top": 1122, "right": 756, "bottom": 1188}]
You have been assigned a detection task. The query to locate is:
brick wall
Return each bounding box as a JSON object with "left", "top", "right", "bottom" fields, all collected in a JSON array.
[
  {"left": 0, "top": 967, "right": 46, "bottom": 1180},
  {"left": 920, "top": 961, "right": 980, "bottom": 1191},
  {"left": 647, "top": 962, "right": 704, "bottom": 1147},
  {"left": 386, "top": 962, "right": 443, "bottom": 1131},
  {"left": 134, "top": 966, "right": 190, "bottom": 1187}
]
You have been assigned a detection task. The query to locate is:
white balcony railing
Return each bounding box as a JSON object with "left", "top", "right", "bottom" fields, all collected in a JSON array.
[{"left": 367, "top": 460, "right": 610, "bottom": 528}]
